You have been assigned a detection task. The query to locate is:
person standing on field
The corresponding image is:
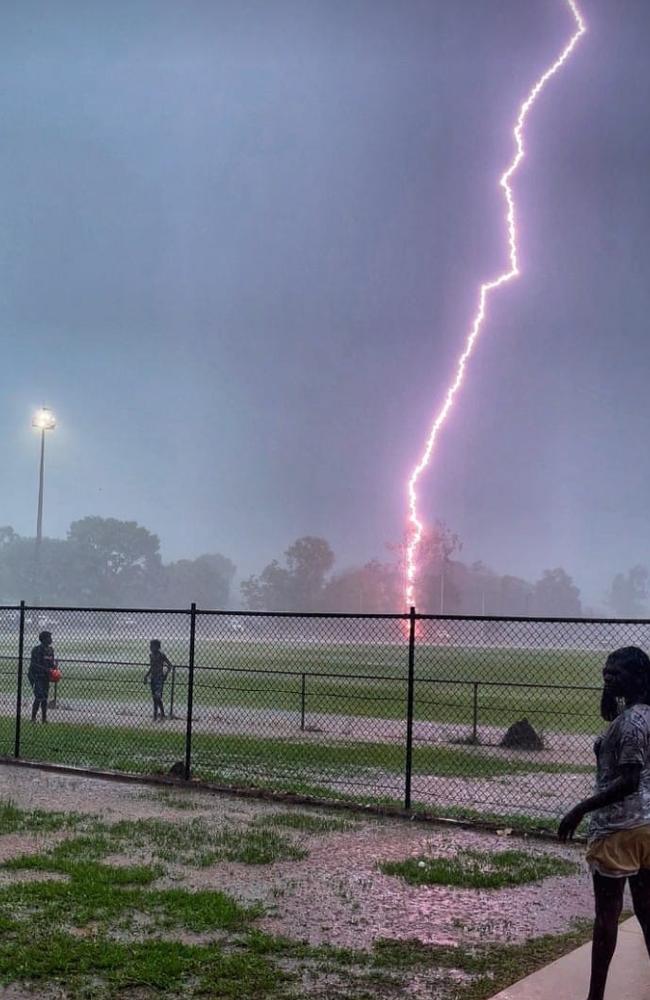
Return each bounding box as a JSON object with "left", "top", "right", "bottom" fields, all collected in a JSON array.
[
  {"left": 144, "top": 639, "right": 171, "bottom": 721},
  {"left": 28, "top": 630, "right": 54, "bottom": 723}
]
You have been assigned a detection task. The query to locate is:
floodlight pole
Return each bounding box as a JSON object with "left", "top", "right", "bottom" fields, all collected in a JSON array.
[
  {"left": 36, "top": 427, "right": 46, "bottom": 548},
  {"left": 32, "top": 407, "right": 56, "bottom": 605}
]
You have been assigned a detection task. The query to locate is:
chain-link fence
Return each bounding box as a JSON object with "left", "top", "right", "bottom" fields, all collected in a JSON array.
[{"left": 1, "top": 602, "right": 645, "bottom": 828}]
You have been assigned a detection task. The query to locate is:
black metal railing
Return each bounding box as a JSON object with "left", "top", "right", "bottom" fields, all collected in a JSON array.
[{"left": 0, "top": 601, "right": 637, "bottom": 826}]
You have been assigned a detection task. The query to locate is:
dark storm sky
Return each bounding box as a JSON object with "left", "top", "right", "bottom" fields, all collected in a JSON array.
[{"left": 1, "top": 0, "right": 649, "bottom": 605}]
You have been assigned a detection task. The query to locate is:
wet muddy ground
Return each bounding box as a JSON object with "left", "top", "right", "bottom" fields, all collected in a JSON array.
[{"left": 0, "top": 763, "right": 596, "bottom": 952}]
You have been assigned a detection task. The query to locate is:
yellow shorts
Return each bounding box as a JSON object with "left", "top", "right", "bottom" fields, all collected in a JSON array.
[{"left": 586, "top": 825, "right": 650, "bottom": 878}]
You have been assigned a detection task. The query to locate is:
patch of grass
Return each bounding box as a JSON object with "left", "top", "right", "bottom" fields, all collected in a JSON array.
[
  {"left": 4, "top": 833, "right": 161, "bottom": 886},
  {"left": 252, "top": 810, "right": 354, "bottom": 834},
  {"left": 107, "top": 816, "right": 307, "bottom": 866},
  {"left": 8, "top": 717, "right": 590, "bottom": 784},
  {"left": 144, "top": 787, "right": 200, "bottom": 811},
  {"left": 0, "top": 798, "right": 81, "bottom": 835},
  {"left": 0, "top": 851, "right": 260, "bottom": 935},
  {"left": 380, "top": 848, "right": 579, "bottom": 889},
  {"left": 0, "top": 931, "right": 286, "bottom": 998},
  {"left": 4, "top": 813, "right": 306, "bottom": 872},
  {"left": 244, "top": 924, "right": 596, "bottom": 1000}
]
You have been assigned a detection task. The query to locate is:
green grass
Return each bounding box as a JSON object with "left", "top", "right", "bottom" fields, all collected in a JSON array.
[
  {"left": 0, "top": 636, "right": 606, "bottom": 733},
  {"left": 5, "top": 723, "right": 587, "bottom": 829},
  {"left": 8, "top": 718, "right": 590, "bottom": 783},
  {"left": 0, "top": 934, "right": 287, "bottom": 999},
  {"left": 143, "top": 787, "right": 200, "bottom": 810},
  {"left": 0, "top": 716, "right": 591, "bottom": 824},
  {"left": 0, "top": 798, "right": 82, "bottom": 835},
  {"left": 252, "top": 810, "right": 355, "bottom": 834},
  {"left": 370, "top": 925, "right": 595, "bottom": 998},
  {"left": 0, "top": 917, "right": 592, "bottom": 999},
  {"left": 379, "top": 848, "right": 579, "bottom": 889},
  {"left": 6, "top": 815, "right": 306, "bottom": 870},
  {"left": 0, "top": 854, "right": 258, "bottom": 935},
  {"left": 0, "top": 794, "right": 593, "bottom": 998},
  {"left": 106, "top": 817, "right": 308, "bottom": 866}
]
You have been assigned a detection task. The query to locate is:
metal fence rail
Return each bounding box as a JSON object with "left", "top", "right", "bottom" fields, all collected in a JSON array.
[{"left": 0, "top": 601, "right": 641, "bottom": 827}]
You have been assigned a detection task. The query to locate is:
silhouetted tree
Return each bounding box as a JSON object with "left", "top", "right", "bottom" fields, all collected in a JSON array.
[
  {"left": 67, "top": 516, "right": 162, "bottom": 605},
  {"left": 418, "top": 522, "right": 463, "bottom": 614},
  {"left": 0, "top": 526, "right": 16, "bottom": 548},
  {"left": 164, "top": 554, "right": 236, "bottom": 609},
  {"left": 532, "top": 568, "right": 582, "bottom": 617},
  {"left": 499, "top": 574, "right": 533, "bottom": 617},
  {"left": 241, "top": 536, "right": 335, "bottom": 611},
  {"left": 321, "top": 559, "right": 400, "bottom": 613},
  {"left": 606, "top": 566, "right": 649, "bottom": 618}
]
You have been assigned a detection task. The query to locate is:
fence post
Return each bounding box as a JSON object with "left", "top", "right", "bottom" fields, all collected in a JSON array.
[
  {"left": 472, "top": 682, "right": 479, "bottom": 744},
  {"left": 300, "top": 672, "right": 307, "bottom": 731},
  {"left": 404, "top": 605, "right": 416, "bottom": 811},
  {"left": 14, "top": 601, "right": 26, "bottom": 759},
  {"left": 184, "top": 603, "right": 196, "bottom": 781}
]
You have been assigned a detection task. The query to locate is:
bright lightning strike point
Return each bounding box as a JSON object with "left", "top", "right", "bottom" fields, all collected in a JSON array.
[{"left": 404, "top": 0, "right": 586, "bottom": 609}]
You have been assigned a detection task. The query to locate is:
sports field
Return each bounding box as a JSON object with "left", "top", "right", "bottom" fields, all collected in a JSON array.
[
  {"left": 0, "top": 637, "right": 605, "bottom": 733},
  {"left": 0, "top": 628, "right": 601, "bottom": 826}
]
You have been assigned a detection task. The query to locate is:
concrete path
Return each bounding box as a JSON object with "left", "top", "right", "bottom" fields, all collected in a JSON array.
[{"left": 490, "top": 918, "right": 649, "bottom": 999}]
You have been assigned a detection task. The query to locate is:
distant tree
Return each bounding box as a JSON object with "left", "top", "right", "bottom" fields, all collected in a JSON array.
[
  {"left": 321, "top": 559, "right": 400, "bottom": 613},
  {"left": 0, "top": 527, "right": 18, "bottom": 600},
  {"left": 0, "top": 535, "right": 94, "bottom": 605},
  {"left": 241, "top": 536, "right": 335, "bottom": 611},
  {"left": 499, "top": 574, "right": 533, "bottom": 617},
  {"left": 164, "top": 553, "right": 236, "bottom": 609},
  {"left": 0, "top": 526, "right": 16, "bottom": 548},
  {"left": 606, "top": 566, "right": 649, "bottom": 618},
  {"left": 532, "top": 568, "right": 582, "bottom": 617},
  {"left": 240, "top": 560, "right": 292, "bottom": 611},
  {"left": 387, "top": 521, "right": 462, "bottom": 613},
  {"left": 418, "top": 522, "right": 463, "bottom": 614},
  {"left": 457, "top": 560, "right": 498, "bottom": 614},
  {"left": 67, "top": 516, "right": 162, "bottom": 605}
]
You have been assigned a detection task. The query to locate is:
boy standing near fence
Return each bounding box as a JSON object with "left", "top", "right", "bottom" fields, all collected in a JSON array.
[
  {"left": 28, "top": 630, "right": 55, "bottom": 723},
  {"left": 144, "top": 639, "right": 172, "bottom": 722}
]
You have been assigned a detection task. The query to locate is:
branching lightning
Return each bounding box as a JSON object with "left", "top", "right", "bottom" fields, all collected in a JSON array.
[{"left": 404, "top": 0, "right": 586, "bottom": 608}]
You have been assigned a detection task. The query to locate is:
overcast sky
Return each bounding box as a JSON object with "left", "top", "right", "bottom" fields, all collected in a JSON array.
[{"left": 1, "top": 0, "right": 649, "bottom": 606}]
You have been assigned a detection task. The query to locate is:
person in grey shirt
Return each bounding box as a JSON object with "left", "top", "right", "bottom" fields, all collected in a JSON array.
[
  {"left": 559, "top": 646, "right": 650, "bottom": 1000},
  {"left": 143, "top": 639, "right": 171, "bottom": 722}
]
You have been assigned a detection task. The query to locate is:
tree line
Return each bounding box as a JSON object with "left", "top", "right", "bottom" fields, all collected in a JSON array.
[
  {"left": 240, "top": 524, "right": 650, "bottom": 618},
  {"left": 0, "top": 518, "right": 234, "bottom": 609},
  {"left": 239, "top": 527, "right": 585, "bottom": 616},
  {"left": 0, "top": 516, "right": 646, "bottom": 617}
]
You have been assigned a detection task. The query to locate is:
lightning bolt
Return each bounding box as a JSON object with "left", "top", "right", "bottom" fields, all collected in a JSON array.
[{"left": 404, "top": 0, "right": 586, "bottom": 608}]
